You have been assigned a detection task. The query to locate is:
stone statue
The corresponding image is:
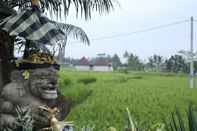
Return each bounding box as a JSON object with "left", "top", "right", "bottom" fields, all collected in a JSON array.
[{"left": 0, "top": 67, "right": 70, "bottom": 129}]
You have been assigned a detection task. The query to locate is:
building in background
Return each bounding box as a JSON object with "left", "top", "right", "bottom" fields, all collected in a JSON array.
[{"left": 75, "top": 56, "right": 113, "bottom": 72}]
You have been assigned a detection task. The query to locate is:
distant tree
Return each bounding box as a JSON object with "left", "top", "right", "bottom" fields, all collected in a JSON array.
[
  {"left": 106, "top": 54, "right": 112, "bottom": 62},
  {"left": 112, "top": 54, "right": 121, "bottom": 70},
  {"left": 147, "top": 55, "right": 164, "bottom": 72},
  {"left": 164, "top": 55, "right": 188, "bottom": 73},
  {"left": 147, "top": 57, "right": 155, "bottom": 71},
  {"left": 123, "top": 51, "right": 129, "bottom": 58},
  {"left": 127, "top": 53, "right": 144, "bottom": 71}
]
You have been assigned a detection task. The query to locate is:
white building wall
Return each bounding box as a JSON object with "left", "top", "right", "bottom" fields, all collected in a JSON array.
[
  {"left": 93, "top": 66, "right": 113, "bottom": 72},
  {"left": 75, "top": 66, "right": 91, "bottom": 71},
  {"left": 75, "top": 65, "right": 113, "bottom": 72}
]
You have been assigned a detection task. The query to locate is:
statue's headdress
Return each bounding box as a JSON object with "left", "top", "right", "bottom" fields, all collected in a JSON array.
[{"left": 14, "top": 52, "right": 60, "bottom": 70}]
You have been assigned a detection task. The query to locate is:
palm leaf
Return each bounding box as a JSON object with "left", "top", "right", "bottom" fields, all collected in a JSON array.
[
  {"left": 3, "top": 0, "right": 117, "bottom": 19},
  {"left": 52, "top": 21, "right": 90, "bottom": 45},
  {"left": 15, "top": 21, "right": 90, "bottom": 57},
  {"left": 0, "top": 1, "right": 16, "bottom": 19}
]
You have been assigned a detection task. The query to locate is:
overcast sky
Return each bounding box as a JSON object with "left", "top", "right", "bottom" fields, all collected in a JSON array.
[{"left": 64, "top": 0, "right": 197, "bottom": 61}]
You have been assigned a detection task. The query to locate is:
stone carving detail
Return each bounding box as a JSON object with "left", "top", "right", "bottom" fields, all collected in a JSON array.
[{"left": 0, "top": 67, "right": 61, "bottom": 129}]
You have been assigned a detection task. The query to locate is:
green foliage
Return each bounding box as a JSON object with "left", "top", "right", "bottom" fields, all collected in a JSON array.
[
  {"left": 118, "top": 68, "right": 129, "bottom": 74},
  {"left": 164, "top": 104, "right": 197, "bottom": 131},
  {"left": 59, "top": 71, "right": 94, "bottom": 106},
  {"left": 0, "top": 127, "right": 13, "bottom": 131},
  {"left": 59, "top": 69, "right": 197, "bottom": 131},
  {"left": 147, "top": 54, "right": 164, "bottom": 72},
  {"left": 2, "top": 0, "right": 116, "bottom": 20},
  {"left": 126, "top": 108, "right": 138, "bottom": 131},
  {"left": 64, "top": 78, "right": 72, "bottom": 86},
  {"left": 0, "top": 106, "right": 34, "bottom": 131},
  {"left": 15, "top": 106, "right": 33, "bottom": 131},
  {"left": 112, "top": 54, "right": 121, "bottom": 70},
  {"left": 164, "top": 55, "right": 189, "bottom": 73},
  {"left": 78, "top": 77, "right": 97, "bottom": 85},
  {"left": 127, "top": 53, "right": 144, "bottom": 71}
]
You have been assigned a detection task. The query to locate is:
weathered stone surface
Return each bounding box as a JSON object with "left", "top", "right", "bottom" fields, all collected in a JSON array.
[
  {"left": 0, "top": 114, "right": 16, "bottom": 128},
  {"left": 0, "top": 67, "right": 61, "bottom": 129},
  {"left": 0, "top": 101, "right": 14, "bottom": 113}
]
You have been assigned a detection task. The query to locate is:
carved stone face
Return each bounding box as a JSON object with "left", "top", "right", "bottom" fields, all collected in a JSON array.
[{"left": 29, "top": 68, "right": 58, "bottom": 100}]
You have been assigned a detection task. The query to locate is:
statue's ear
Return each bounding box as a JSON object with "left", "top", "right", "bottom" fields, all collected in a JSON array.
[
  {"left": 11, "top": 70, "right": 24, "bottom": 82},
  {"left": 11, "top": 70, "right": 32, "bottom": 82}
]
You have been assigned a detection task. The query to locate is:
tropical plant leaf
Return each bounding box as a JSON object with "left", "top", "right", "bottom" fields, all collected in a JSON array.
[
  {"left": 171, "top": 112, "right": 178, "bottom": 131},
  {"left": 2, "top": 0, "right": 117, "bottom": 19},
  {"left": 163, "top": 118, "right": 171, "bottom": 131},
  {"left": 15, "top": 106, "right": 34, "bottom": 131},
  {"left": 188, "top": 104, "right": 197, "bottom": 131},
  {"left": 14, "top": 21, "right": 90, "bottom": 57},
  {"left": 126, "top": 107, "right": 137, "bottom": 131},
  {"left": 52, "top": 21, "right": 90, "bottom": 45},
  {"left": 175, "top": 107, "right": 185, "bottom": 131}
]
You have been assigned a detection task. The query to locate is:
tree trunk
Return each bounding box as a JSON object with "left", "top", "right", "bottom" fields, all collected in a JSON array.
[
  {"left": 57, "top": 38, "right": 67, "bottom": 64},
  {"left": 0, "top": 30, "right": 14, "bottom": 88},
  {"left": 23, "top": 40, "right": 30, "bottom": 59},
  {"left": 0, "top": 61, "right": 3, "bottom": 90},
  {"left": 0, "top": 2, "right": 16, "bottom": 89}
]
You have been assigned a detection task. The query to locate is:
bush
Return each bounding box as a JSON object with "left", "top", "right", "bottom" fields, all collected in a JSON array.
[
  {"left": 118, "top": 68, "right": 129, "bottom": 74},
  {"left": 127, "top": 76, "right": 142, "bottom": 80},
  {"left": 78, "top": 77, "right": 97, "bottom": 85},
  {"left": 64, "top": 78, "right": 72, "bottom": 86}
]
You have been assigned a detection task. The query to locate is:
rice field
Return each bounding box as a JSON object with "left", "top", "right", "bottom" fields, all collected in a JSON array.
[{"left": 58, "top": 69, "right": 197, "bottom": 130}]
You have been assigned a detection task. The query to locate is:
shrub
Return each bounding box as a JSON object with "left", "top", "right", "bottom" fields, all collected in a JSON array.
[
  {"left": 118, "top": 68, "right": 129, "bottom": 74},
  {"left": 78, "top": 77, "right": 97, "bottom": 85},
  {"left": 64, "top": 78, "right": 72, "bottom": 86},
  {"left": 65, "top": 87, "right": 93, "bottom": 106},
  {"left": 127, "top": 76, "right": 142, "bottom": 80}
]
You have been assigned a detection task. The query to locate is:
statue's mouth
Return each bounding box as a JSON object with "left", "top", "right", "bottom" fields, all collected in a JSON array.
[{"left": 41, "top": 89, "right": 57, "bottom": 99}]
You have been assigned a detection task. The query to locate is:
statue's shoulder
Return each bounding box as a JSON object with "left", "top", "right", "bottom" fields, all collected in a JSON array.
[
  {"left": 3, "top": 82, "right": 23, "bottom": 90},
  {"left": 2, "top": 82, "right": 26, "bottom": 99}
]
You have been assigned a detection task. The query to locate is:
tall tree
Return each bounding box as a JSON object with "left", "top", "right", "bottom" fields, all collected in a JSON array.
[
  {"left": 123, "top": 51, "right": 129, "bottom": 58},
  {"left": 147, "top": 57, "right": 154, "bottom": 71},
  {"left": 165, "top": 55, "right": 188, "bottom": 73},
  {"left": 112, "top": 54, "right": 121, "bottom": 70},
  {"left": 127, "top": 53, "right": 144, "bottom": 71},
  {"left": 147, "top": 54, "right": 164, "bottom": 72}
]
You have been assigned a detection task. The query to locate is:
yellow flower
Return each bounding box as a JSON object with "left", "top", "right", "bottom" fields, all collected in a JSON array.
[{"left": 22, "top": 70, "right": 30, "bottom": 80}]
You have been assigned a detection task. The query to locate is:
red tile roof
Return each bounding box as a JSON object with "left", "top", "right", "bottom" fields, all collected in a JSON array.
[{"left": 79, "top": 57, "right": 89, "bottom": 65}]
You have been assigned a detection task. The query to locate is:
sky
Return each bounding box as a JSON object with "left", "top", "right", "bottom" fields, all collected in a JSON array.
[{"left": 64, "top": 0, "right": 197, "bottom": 62}]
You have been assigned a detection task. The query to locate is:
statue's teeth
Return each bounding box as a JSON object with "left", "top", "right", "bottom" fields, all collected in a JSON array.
[{"left": 41, "top": 90, "right": 57, "bottom": 99}]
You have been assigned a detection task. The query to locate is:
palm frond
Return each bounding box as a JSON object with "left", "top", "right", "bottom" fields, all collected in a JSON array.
[
  {"left": 4, "top": 0, "right": 117, "bottom": 19},
  {"left": 53, "top": 21, "right": 90, "bottom": 45},
  {"left": 15, "top": 106, "right": 34, "bottom": 131},
  {"left": 14, "top": 21, "right": 89, "bottom": 58},
  {"left": 0, "top": 1, "right": 16, "bottom": 19}
]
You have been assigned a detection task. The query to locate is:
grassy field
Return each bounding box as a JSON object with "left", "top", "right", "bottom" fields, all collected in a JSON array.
[{"left": 58, "top": 69, "right": 197, "bottom": 130}]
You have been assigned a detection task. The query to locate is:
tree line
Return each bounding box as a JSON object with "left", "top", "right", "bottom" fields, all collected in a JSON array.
[
  {"left": 62, "top": 51, "right": 197, "bottom": 74},
  {"left": 123, "top": 51, "right": 192, "bottom": 73}
]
